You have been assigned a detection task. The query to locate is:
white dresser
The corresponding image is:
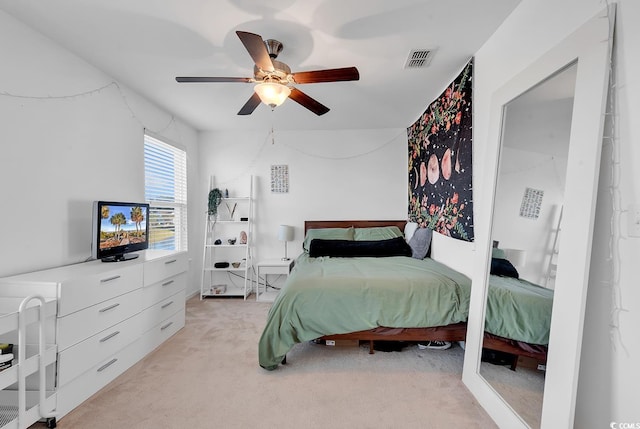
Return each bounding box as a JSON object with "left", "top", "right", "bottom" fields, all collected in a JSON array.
[{"left": 0, "top": 250, "right": 187, "bottom": 419}]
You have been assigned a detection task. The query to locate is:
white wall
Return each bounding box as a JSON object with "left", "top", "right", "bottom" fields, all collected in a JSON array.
[
  {"left": 0, "top": 11, "right": 201, "bottom": 295},
  {"left": 475, "top": 0, "right": 638, "bottom": 425},
  {"left": 197, "top": 127, "right": 475, "bottom": 279},
  {"left": 197, "top": 128, "right": 408, "bottom": 260},
  {"left": 493, "top": 147, "right": 567, "bottom": 285},
  {"left": 492, "top": 96, "right": 572, "bottom": 285}
]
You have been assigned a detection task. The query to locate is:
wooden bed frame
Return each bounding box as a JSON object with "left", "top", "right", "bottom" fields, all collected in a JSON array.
[
  {"left": 304, "top": 220, "right": 409, "bottom": 232},
  {"left": 302, "top": 220, "right": 547, "bottom": 370}
]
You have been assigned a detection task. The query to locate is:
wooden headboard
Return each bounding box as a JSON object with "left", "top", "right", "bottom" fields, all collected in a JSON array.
[{"left": 304, "top": 220, "right": 407, "bottom": 234}]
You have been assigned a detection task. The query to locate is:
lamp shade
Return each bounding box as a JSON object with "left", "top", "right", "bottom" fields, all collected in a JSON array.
[
  {"left": 504, "top": 248, "right": 527, "bottom": 268},
  {"left": 254, "top": 82, "right": 291, "bottom": 107},
  {"left": 277, "top": 225, "right": 294, "bottom": 242}
]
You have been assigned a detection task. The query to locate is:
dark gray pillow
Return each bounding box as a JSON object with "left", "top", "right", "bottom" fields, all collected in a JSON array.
[
  {"left": 408, "top": 227, "right": 432, "bottom": 259},
  {"left": 490, "top": 258, "right": 519, "bottom": 278}
]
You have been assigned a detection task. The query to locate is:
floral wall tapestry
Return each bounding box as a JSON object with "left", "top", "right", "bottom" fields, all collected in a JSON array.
[{"left": 408, "top": 60, "right": 474, "bottom": 241}]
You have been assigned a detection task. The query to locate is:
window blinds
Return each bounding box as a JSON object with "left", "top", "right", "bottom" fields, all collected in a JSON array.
[{"left": 144, "top": 133, "right": 188, "bottom": 251}]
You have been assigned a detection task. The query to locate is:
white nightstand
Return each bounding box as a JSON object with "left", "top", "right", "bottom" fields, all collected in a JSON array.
[{"left": 256, "top": 259, "right": 294, "bottom": 302}]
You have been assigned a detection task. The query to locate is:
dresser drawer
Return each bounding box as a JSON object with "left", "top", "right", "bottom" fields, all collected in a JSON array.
[
  {"left": 57, "top": 288, "right": 143, "bottom": 351},
  {"left": 141, "top": 272, "right": 186, "bottom": 310},
  {"left": 56, "top": 339, "right": 147, "bottom": 417},
  {"left": 143, "top": 252, "right": 188, "bottom": 287},
  {"left": 138, "top": 289, "right": 185, "bottom": 333},
  {"left": 143, "top": 307, "right": 185, "bottom": 354},
  {"left": 57, "top": 311, "right": 144, "bottom": 386},
  {"left": 58, "top": 264, "right": 143, "bottom": 316}
]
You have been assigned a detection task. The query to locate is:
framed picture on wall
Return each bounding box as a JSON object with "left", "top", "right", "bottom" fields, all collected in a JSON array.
[
  {"left": 519, "top": 187, "right": 544, "bottom": 219},
  {"left": 271, "top": 165, "right": 289, "bottom": 193}
]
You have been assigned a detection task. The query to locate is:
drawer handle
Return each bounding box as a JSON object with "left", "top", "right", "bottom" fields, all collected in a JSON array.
[
  {"left": 97, "top": 358, "right": 118, "bottom": 372},
  {"left": 162, "top": 280, "right": 174, "bottom": 287},
  {"left": 99, "top": 303, "right": 120, "bottom": 313},
  {"left": 161, "top": 301, "right": 174, "bottom": 309},
  {"left": 100, "top": 275, "right": 121, "bottom": 283},
  {"left": 161, "top": 321, "right": 173, "bottom": 331},
  {"left": 164, "top": 259, "right": 177, "bottom": 265},
  {"left": 99, "top": 331, "right": 121, "bottom": 343}
]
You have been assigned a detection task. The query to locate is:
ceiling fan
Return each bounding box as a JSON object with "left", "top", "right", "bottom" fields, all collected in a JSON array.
[{"left": 176, "top": 31, "right": 360, "bottom": 116}]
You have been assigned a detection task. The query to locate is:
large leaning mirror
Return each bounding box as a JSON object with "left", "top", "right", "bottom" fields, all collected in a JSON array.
[
  {"left": 479, "top": 63, "right": 577, "bottom": 428},
  {"left": 462, "top": 6, "right": 614, "bottom": 429}
]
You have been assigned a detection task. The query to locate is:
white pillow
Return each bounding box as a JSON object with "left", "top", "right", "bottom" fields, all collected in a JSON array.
[{"left": 404, "top": 222, "right": 418, "bottom": 243}]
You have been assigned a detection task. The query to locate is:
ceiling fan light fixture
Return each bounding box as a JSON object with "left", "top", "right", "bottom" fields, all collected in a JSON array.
[
  {"left": 177, "top": 31, "right": 358, "bottom": 116},
  {"left": 254, "top": 82, "right": 291, "bottom": 108}
]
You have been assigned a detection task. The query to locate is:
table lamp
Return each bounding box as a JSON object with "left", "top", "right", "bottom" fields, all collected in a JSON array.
[
  {"left": 278, "top": 225, "right": 294, "bottom": 261},
  {"left": 504, "top": 248, "right": 527, "bottom": 268}
]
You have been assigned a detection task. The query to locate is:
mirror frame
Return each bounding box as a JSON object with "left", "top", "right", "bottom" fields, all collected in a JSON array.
[{"left": 462, "top": 5, "right": 615, "bottom": 428}]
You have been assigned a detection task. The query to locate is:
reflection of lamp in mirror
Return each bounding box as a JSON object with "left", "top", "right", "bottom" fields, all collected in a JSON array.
[
  {"left": 278, "top": 225, "right": 294, "bottom": 261},
  {"left": 504, "top": 248, "right": 527, "bottom": 268}
]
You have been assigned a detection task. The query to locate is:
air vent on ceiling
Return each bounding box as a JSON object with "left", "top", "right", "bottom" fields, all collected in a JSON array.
[{"left": 404, "top": 49, "right": 436, "bottom": 69}]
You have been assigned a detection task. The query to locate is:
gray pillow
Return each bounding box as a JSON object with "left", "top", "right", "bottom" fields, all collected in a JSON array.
[{"left": 408, "top": 227, "right": 432, "bottom": 259}]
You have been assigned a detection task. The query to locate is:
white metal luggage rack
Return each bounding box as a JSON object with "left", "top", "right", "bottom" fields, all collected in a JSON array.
[{"left": 0, "top": 295, "right": 57, "bottom": 429}]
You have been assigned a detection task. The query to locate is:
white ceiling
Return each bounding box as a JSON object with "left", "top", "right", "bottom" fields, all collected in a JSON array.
[{"left": 1, "top": 0, "right": 521, "bottom": 132}]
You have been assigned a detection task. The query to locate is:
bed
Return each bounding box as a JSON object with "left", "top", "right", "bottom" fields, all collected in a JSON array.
[
  {"left": 482, "top": 273, "right": 552, "bottom": 369},
  {"left": 258, "top": 220, "right": 552, "bottom": 370}
]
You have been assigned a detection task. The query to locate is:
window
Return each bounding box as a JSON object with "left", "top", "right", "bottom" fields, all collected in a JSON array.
[{"left": 144, "top": 133, "right": 188, "bottom": 251}]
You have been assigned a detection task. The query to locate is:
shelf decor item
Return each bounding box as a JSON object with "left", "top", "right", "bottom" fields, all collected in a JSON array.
[
  {"left": 208, "top": 188, "right": 223, "bottom": 218},
  {"left": 226, "top": 202, "right": 237, "bottom": 221}
]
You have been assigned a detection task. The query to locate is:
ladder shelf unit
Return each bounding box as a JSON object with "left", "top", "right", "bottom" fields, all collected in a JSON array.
[{"left": 201, "top": 176, "right": 254, "bottom": 299}]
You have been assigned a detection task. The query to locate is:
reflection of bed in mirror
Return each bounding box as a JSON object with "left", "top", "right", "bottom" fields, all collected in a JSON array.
[
  {"left": 483, "top": 267, "right": 553, "bottom": 370},
  {"left": 258, "top": 220, "right": 554, "bottom": 371}
]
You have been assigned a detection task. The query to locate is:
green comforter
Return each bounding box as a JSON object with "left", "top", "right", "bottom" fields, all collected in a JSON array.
[
  {"left": 484, "top": 275, "right": 554, "bottom": 345},
  {"left": 258, "top": 254, "right": 472, "bottom": 370},
  {"left": 258, "top": 255, "right": 554, "bottom": 370}
]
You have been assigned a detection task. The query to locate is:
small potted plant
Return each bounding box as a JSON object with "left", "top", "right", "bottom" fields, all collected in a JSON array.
[{"left": 208, "top": 188, "right": 223, "bottom": 219}]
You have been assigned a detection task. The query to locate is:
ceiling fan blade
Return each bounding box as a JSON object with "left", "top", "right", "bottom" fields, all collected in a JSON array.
[
  {"left": 238, "top": 92, "right": 262, "bottom": 115},
  {"left": 176, "top": 77, "right": 252, "bottom": 83},
  {"left": 288, "top": 88, "right": 330, "bottom": 116},
  {"left": 236, "top": 31, "right": 274, "bottom": 72},
  {"left": 291, "top": 67, "right": 360, "bottom": 84}
]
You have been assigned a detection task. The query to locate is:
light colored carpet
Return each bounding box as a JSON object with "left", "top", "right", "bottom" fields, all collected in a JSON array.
[
  {"left": 480, "top": 361, "right": 544, "bottom": 428},
  {"left": 49, "top": 296, "right": 497, "bottom": 429}
]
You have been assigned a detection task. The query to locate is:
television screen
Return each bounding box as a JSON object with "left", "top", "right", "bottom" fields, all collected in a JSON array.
[{"left": 92, "top": 201, "right": 150, "bottom": 262}]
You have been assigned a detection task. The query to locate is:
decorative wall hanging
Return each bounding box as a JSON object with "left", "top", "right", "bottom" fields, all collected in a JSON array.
[
  {"left": 519, "top": 187, "right": 544, "bottom": 219},
  {"left": 408, "top": 60, "right": 474, "bottom": 241},
  {"left": 271, "top": 164, "right": 289, "bottom": 193}
]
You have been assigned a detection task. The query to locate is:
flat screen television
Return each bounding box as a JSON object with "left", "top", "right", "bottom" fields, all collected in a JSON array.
[{"left": 92, "top": 201, "right": 150, "bottom": 262}]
